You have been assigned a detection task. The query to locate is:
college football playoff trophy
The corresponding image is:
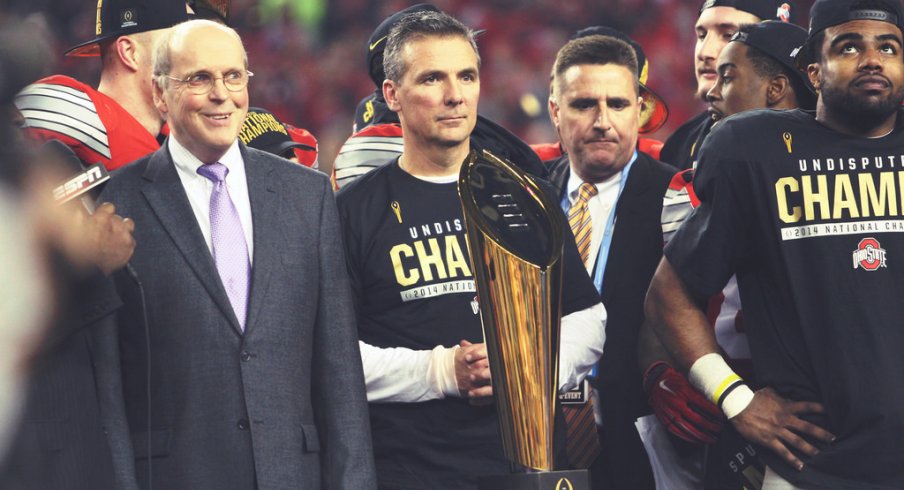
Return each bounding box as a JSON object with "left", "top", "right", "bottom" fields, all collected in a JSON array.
[{"left": 459, "top": 149, "right": 587, "bottom": 490}]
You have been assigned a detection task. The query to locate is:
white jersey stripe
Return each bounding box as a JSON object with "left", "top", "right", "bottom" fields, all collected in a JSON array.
[
  {"left": 16, "top": 83, "right": 111, "bottom": 158},
  {"left": 20, "top": 114, "right": 112, "bottom": 158},
  {"left": 334, "top": 164, "right": 385, "bottom": 187},
  {"left": 17, "top": 84, "right": 97, "bottom": 113},
  {"left": 18, "top": 104, "right": 108, "bottom": 143},
  {"left": 337, "top": 140, "right": 405, "bottom": 155},
  {"left": 16, "top": 90, "right": 106, "bottom": 137}
]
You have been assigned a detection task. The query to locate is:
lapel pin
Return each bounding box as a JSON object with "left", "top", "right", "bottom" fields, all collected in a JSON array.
[{"left": 391, "top": 201, "right": 402, "bottom": 223}]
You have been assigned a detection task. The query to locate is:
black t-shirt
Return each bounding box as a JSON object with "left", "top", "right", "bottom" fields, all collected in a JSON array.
[
  {"left": 667, "top": 108, "right": 904, "bottom": 490},
  {"left": 337, "top": 159, "right": 598, "bottom": 489},
  {"left": 660, "top": 111, "right": 713, "bottom": 171}
]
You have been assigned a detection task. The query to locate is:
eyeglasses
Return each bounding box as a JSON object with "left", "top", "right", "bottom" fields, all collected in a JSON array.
[{"left": 165, "top": 70, "right": 254, "bottom": 95}]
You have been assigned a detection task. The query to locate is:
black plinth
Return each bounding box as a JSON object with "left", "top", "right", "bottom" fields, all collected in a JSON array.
[{"left": 477, "top": 469, "right": 589, "bottom": 490}]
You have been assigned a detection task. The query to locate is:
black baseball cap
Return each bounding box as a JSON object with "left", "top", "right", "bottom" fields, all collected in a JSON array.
[
  {"left": 730, "top": 21, "right": 815, "bottom": 99},
  {"left": 65, "top": 0, "right": 191, "bottom": 57},
  {"left": 570, "top": 26, "right": 669, "bottom": 134},
  {"left": 366, "top": 4, "right": 441, "bottom": 87},
  {"left": 807, "top": 0, "right": 904, "bottom": 35},
  {"left": 700, "top": 0, "right": 795, "bottom": 23},
  {"left": 239, "top": 108, "right": 310, "bottom": 158},
  {"left": 365, "top": 4, "right": 486, "bottom": 87},
  {"left": 796, "top": 0, "right": 904, "bottom": 66},
  {"left": 189, "top": 0, "right": 230, "bottom": 24}
]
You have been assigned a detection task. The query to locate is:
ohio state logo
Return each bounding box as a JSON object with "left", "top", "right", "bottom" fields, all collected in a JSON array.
[{"left": 852, "top": 237, "right": 887, "bottom": 271}]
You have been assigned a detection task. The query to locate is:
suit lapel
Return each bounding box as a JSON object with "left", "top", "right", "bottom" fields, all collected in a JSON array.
[
  {"left": 140, "top": 146, "right": 244, "bottom": 335},
  {"left": 601, "top": 155, "right": 655, "bottom": 300},
  {"left": 243, "top": 147, "right": 277, "bottom": 334},
  {"left": 548, "top": 155, "right": 571, "bottom": 201}
]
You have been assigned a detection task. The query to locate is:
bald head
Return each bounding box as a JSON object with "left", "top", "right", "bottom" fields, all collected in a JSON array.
[
  {"left": 151, "top": 19, "right": 251, "bottom": 163},
  {"left": 153, "top": 19, "right": 247, "bottom": 89}
]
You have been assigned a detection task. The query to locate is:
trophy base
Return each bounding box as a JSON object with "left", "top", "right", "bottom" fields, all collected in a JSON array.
[{"left": 477, "top": 469, "right": 589, "bottom": 490}]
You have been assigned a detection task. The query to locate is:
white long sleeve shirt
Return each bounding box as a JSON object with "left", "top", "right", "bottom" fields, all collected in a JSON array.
[{"left": 361, "top": 302, "right": 607, "bottom": 402}]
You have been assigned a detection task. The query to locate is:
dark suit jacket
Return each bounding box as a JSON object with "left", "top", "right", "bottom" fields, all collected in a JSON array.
[
  {"left": 0, "top": 270, "right": 134, "bottom": 490},
  {"left": 549, "top": 152, "right": 677, "bottom": 490},
  {"left": 99, "top": 143, "right": 376, "bottom": 490}
]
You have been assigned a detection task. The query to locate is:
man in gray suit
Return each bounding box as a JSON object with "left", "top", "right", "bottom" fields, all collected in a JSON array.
[{"left": 99, "top": 19, "right": 376, "bottom": 489}]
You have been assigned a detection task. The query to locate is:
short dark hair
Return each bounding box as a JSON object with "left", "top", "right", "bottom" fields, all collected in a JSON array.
[
  {"left": 383, "top": 11, "right": 480, "bottom": 83},
  {"left": 553, "top": 35, "right": 639, "bottom": 96},
  {"left": 743, "top": 42, "right": 817, "bottom": 109}
]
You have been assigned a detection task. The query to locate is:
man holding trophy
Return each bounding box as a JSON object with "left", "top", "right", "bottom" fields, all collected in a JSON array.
[{"left": 336, "top": 9, "right": 605, "bottom": 490}]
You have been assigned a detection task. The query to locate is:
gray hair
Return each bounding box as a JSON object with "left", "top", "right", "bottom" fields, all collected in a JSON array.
[
  {"left": 152, "top": 19, "right": 247, "bottom": 90},
  {"left": 383, "top": 11, "right": 480, "bottom": 84}
]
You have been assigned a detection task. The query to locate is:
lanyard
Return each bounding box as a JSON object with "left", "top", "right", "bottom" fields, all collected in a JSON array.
[{"left": 560, "top": 151, "right": 636, "bottom": 295}]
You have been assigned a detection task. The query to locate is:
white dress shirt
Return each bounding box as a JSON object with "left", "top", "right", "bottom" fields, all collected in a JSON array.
[
  {"left": 169, "top": 136, "right": 254, "bottom": 262},
  {"left": 564, "top": 171, "right": 621, "bottom": 276}
]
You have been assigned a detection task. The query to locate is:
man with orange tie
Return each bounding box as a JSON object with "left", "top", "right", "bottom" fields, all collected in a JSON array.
[{"left": 547, "top": 34, "right": 677, "bottom": 490}]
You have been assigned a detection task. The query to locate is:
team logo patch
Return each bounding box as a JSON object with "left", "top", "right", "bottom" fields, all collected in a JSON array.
[
  {"left": 852, "top": 237, "right": 888, "bottom": 271},
  {"left": 554, "top": 477, "right": 574, "bottom": 490},
  {"left": 777, "top": 3, "right": 792, "bottom": 23},
  {"left": 120, "top": 9, "right": 137, "bottom": 29}
]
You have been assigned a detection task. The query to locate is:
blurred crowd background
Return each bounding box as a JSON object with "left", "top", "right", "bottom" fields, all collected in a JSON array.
[{"left": 2, "top": 0, "right": 815, "bottom": 173}]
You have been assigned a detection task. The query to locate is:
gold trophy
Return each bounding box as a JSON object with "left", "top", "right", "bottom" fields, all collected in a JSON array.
[{"left": 459, "top": 149, "right": 588, "bottom": 490}]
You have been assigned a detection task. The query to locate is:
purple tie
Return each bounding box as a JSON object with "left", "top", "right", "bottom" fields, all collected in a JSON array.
[{"left": 197, "top": 163, "right": 250, "bottom": 330}]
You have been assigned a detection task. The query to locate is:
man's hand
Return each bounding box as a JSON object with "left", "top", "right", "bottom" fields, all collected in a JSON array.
[
  {"left": 731, "top": 387, "right": 835, "bottom": 471},
  {"left": 644, "top": 361, "right": 724, "bottom": 444},
  {"left": 455, "top": 340, "right": 492, "bottom": 404},
  {"left": 86, "top": 202, "right": 135, "bottom": 275}
]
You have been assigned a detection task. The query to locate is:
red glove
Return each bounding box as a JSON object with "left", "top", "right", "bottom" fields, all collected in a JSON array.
[{"left": 643, "top": 361, "right": 724, "bottom": 445}]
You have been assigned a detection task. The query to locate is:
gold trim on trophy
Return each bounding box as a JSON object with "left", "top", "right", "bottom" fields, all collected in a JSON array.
[{"left": 458, "top": 149, "right": 566, "bottom": 472}]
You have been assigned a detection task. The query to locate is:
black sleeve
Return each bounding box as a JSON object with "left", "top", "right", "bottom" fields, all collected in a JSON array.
[
  {"left": 336, "top": 185, "right": 365, "bottom": 320},
  {"left": 560, "top": 218, "right": 602, "bottom": 315},
  {"left": 664, "top": 118, "right": 754, "bottom": 298},
  {"left": 38, "top": 259, "right": 123, "bottom": 354},
  {"left": 335, "top": 164, "right": 394, "bottom": 322}
]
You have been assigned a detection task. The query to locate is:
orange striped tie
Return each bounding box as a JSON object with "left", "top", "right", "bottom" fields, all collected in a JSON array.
[
  {"left": 568, "top": 182, "right": 598, "bottom": 265},
  {"left": 563, "top": 181, "right": 601, "bottom": 469}
]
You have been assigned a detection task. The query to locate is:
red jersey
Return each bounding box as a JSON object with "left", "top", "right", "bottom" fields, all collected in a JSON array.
[
  {"left": 15, "top": 75, "right": 160, "bottom": 170},
  {"left": 531, "top": 137, "right": 664, "bottom": 163}
]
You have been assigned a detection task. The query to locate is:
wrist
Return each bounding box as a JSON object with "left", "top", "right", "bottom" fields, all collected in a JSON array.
[
  {"left": 688, "top": 353, "right": 753, "bottom": 419},
  {"left": 427, "top": 345, "right": 461, "bottom": 398},
  {"left": 642, "top": 361, "right": 670, "bottom": 394}
]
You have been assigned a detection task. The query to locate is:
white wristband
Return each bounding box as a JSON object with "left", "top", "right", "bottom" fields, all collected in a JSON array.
[
  {"left": 721, "top": 384, "right": 754, "bottom": 419},
  {"left": 688, "top": 353, "right": 753, "bottom": 419},
  {"left": 428, "top": 345, "right": 461, "bottom": 398}
]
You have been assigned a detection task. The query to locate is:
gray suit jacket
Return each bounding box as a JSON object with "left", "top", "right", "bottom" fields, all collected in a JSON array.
[{"left": 99, "top": 142, "right": 376, "bottom": 490}]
